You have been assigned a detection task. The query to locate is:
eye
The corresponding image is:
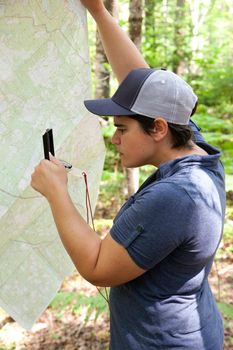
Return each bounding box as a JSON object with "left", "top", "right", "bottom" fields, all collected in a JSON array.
[{"left": 118, "top": 128, "right": 126, "bottom": 134}]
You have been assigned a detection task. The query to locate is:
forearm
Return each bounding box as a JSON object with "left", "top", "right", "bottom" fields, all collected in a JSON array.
[
  {"left": 90, "top": 6, "right": 148, "bottom": 82},
  {"left": 31, "top": 157, "right": 146, "bottom": 288},
  {"left": 48, "top": 189, "right": 101, "bottom": 282}
]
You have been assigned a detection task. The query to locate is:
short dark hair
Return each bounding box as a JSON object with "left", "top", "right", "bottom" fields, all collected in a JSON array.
[
  {"left": 128, "top": 114, "right": 194, "bottom": 149},
  {"left": 167, "top": 122, "right": 193, "bottom": 148}
]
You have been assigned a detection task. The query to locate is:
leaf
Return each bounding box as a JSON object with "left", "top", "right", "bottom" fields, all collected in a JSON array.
[{"left": 50, "top": 291, "right": 109, "bottom": 323}]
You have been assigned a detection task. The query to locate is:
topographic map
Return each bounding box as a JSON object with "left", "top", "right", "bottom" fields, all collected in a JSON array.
[{"left": 0, "top": 1, "right": 105, "bottom": 329}]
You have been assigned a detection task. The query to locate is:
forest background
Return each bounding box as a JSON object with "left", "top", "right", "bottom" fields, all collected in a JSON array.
[{"left": 0, "top": 0, "right": 232, "bottom": 349}]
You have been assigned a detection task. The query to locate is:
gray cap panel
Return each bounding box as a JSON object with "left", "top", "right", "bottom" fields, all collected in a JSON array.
[{"left": 131, "top": 70, "right": 197, "bottom": 125}]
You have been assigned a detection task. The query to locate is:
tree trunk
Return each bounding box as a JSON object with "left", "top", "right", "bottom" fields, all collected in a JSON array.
[
  {"left": 129, "top": 0, "right": 143, "bottom": 49},
  {"left": 126, "top": 0, "right": 143, "bottom": 197}
]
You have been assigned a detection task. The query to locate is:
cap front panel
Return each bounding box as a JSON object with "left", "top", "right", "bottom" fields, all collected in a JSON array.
[{"left": 112, "top": 68, "right": 155, "bottom": 110}]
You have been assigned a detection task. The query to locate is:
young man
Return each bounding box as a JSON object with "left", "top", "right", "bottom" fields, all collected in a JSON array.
[{"left": 31, "top": 1, "right": 225, "bottom": 349}]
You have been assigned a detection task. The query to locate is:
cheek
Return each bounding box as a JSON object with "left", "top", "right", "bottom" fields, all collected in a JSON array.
[{"left": 137, "top": 139, "right": 154, "bottom": 158}]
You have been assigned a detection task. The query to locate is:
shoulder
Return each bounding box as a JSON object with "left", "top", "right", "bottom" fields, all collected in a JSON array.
[{"left": 138, "top": 180, "right": 195, "bottom": 209}]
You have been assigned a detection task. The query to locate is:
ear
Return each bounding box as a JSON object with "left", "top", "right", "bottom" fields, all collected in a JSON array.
[{"left": 152, "top": 118, "right": 169, "bottom": 141}]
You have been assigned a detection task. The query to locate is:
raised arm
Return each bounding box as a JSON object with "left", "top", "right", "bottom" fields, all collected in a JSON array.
[{"left": 81, "top": 0, "right": 148, "bottom": 82}]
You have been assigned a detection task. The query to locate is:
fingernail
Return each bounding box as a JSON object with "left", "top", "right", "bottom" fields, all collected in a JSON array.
[{"left": 49, "top": 152, "right": 54, "bottom": 159}]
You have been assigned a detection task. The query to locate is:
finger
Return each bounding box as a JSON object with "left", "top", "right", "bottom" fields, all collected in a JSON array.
[
  {"left": 49, "top": 152, "right": 63, "bottom": 166},
  {"left": 39, "top": 159, "right": 50, "bottom": 167}
]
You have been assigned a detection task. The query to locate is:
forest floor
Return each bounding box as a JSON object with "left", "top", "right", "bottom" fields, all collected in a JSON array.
[{"left": 0, "top": 213, "right": 233, "bottom": 350}]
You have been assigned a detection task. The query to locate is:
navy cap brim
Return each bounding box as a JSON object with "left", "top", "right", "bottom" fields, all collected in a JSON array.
[{"left": 84, "top": 98, "right": 136, "bottom": 117}]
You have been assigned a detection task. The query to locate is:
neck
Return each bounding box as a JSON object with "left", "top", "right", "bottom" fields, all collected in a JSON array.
[{"left": 154, "top": 141, "right": 208, "bottom": 168}]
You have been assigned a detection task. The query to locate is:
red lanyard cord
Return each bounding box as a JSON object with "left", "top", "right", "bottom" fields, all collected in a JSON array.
[{"left": 82, "top": 172, "right": 96, "bottom": 232}]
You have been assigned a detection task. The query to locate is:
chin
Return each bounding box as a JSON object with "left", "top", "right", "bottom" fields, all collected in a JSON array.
[
  {"left": 122, "top": 161, "right": 141, "bottom": 168},
  {"left": 121, "top": 157, "right": 148, "bottom": 168}
]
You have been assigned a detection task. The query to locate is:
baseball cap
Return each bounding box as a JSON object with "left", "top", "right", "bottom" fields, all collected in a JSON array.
[{"left": 84, "top": 68, "right": 198, "bottom": 125}]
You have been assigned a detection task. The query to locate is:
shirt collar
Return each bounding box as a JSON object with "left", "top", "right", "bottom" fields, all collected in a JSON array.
[
  {"left": 138, "top": 142, "right": 222, "bottom": 192},
  {"left": 158, "top": 143, "right": 222, "bottom": 180}
]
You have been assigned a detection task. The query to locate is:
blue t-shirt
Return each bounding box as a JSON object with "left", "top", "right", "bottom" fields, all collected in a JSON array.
[{"left": 109, "top": 123, "right": 225, "bottom": 349}]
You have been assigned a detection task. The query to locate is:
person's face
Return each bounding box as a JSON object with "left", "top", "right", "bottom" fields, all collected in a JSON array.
[{"left": 111, "top": 116, "right": 156, "bottom": 168}]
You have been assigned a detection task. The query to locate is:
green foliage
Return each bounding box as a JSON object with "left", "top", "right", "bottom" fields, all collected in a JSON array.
[
  {"left": 222, "top": 225, "right": 233, "bottom": 255},
  {"left": 198, "top": 2, "right": 233, "bottom": 100},
  {"left": 218, "top": 303, "right": 233, "bottom": 320},
  {"left": 97, "top": 121, "right": 126, "bottom": 213},
  {"left": 50, "top": 291, "right": 109, "bottom": 322},
  {"left": 193, "top": 114, "right": 232, "bottom": 133},
  {"left": 139, "top": 165, "right": 155, "bottom": 185},
  {"left": 88, "top": 0, "right": 233, "bottom": 112},
  {"left": 94, "top": 219, "right": 113, "bottom": 235},
  {"left": 226, "top": 176, "right": 233, "bottom": 192},
  {"left": 192, "top": 114, "right": 233, "bottom": 175},
  {"left": 195, "top": 66, "right": 233, "bottom": 111},
  {"left": 140, "top": 0, "right": 233, "bottom": 115}
]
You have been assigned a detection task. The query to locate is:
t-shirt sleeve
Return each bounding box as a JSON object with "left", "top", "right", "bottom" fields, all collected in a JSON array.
[{"left": 110, "top": 182, "right": 194, "bottom": 270}]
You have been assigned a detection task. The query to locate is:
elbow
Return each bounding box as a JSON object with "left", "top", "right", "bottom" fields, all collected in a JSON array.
[
  {"left": 78, "top": 269, "right": 114, "bottom": 288},
  {"left": 84, "top": 274, "right": 113, "bottom": 288}
]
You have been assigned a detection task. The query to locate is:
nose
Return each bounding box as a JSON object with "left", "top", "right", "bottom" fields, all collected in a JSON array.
[{"left": 111, "top": 130, "right": 120, "bottom": 145}]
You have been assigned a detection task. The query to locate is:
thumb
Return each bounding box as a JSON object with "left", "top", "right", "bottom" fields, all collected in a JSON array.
[{"left": 49, "top": 152, "right": 62, "bottom": 166}]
